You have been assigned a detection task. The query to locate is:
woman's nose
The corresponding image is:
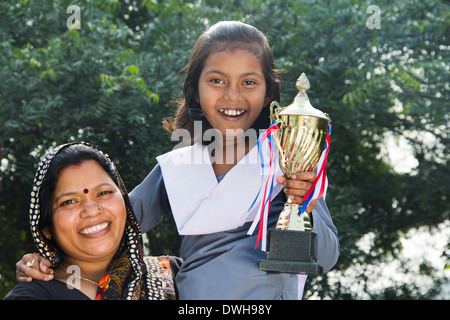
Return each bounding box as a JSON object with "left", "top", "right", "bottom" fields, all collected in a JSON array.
[{"left": 80, "top": 201, "right": 102, "bottom": 218}]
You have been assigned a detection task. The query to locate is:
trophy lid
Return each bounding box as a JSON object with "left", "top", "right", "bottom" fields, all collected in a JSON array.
[{"left": 279, "top": 73, "right": 331, "bottom": 122}]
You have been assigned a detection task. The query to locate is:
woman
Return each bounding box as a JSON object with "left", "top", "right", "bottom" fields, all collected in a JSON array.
[{"left": 5, "top": 142, "right": 179, "bottom": 300}]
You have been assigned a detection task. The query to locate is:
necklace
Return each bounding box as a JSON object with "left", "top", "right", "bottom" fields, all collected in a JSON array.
[{"left": 59, "top": 263, "right": 99, "bottom": 286}]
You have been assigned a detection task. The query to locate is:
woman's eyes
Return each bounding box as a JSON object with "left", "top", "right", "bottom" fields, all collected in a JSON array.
[
  {"left": 60, "top": 199, "right": 76, "bottom": 207},
  {"left": 58, "top": 190, "right": 114, "bottom": 207},
  {"left": 98, "top": 190, "right": 114, "bottom": 197}
]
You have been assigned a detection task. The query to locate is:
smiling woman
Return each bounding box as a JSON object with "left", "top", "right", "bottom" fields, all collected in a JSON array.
[
  {"left": 5, "top": 142, "right": 180, "bottom": 300},
  {"left": 45, "top": 159, "right": 127, "bottom": 266}
]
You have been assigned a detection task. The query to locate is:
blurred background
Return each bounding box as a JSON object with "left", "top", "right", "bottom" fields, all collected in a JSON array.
[{"left": 0, "top": 0, "right": 448, "bottom": 299}]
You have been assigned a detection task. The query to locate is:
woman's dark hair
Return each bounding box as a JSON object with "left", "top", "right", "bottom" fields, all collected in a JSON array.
[
  {"left": 163, "top": 21, "right": 281, "bottom": 143},
  {"left": 38, "top": 144, "right": 119, "bottom": 232}
]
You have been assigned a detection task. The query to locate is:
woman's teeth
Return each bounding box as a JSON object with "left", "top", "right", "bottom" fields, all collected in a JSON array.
[
  {"left": 219, "top": 109, "right": 245, "bottom": 116},
  {"left": 79, "top": 222, "right": 109, "bottom": 235}
]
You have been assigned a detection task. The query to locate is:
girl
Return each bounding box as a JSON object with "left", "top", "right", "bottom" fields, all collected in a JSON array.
[
  {"left": 17, "top": 21, "right": 339, "bottom": 299},
  {"left": 130, "top": 21, "right": 339, "bottom": 299}
]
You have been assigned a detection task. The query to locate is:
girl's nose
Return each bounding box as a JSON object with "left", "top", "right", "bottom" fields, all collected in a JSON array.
[{"left": 224, "top": 83, "right": 242, "bottom": 101}]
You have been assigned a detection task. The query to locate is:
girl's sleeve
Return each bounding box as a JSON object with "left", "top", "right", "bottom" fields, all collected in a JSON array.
[
  {"left": 311, "top": 197, "right": 340, "bottom": 273},
  {"left": 129, "top": 164, "right": 172, "bottom": 233}
]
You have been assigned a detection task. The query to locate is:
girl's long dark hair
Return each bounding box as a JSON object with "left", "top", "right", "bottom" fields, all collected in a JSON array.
[{"left": 163, "top": 21, "right": 281, "bottom": 144}]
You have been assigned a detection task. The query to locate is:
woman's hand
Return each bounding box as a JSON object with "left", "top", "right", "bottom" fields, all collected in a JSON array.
[
  {"left": 16, "top": 253, "right": 54, "bottom": 282},
  {"left": 276, "top": 172, "right": 317, "bottom": 214}
]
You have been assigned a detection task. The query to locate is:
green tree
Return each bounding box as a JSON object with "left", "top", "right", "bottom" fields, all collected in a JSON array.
[
  {"left": 251, "top": 0, "right": 449, "bottom": 298},
  {"left": 1, "top": 0, "right": 448, "bottom": 299},
  {"left": 0, "top": 0, "right": 173, "bottom": 294}
]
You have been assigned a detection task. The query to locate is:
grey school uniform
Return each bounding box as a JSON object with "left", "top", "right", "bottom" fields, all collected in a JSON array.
[{"left": 130, "top": 164, "right": 339, "bottom": 300}]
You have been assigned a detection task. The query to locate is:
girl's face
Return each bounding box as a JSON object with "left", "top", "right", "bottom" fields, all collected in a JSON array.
[
  {"left": 45, "top": 160, "right": 126, "bottom": 264},
  {"left": 198, "top": 49, "right": 270, "bottom": 137}
]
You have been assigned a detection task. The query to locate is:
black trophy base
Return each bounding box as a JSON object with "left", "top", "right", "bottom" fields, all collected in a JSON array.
[
  {"left": 259, "top": 259, "right": 323, "bottom": 274},
  {"left": 259, "top": 229, "right": 323, "bottom": 275}
]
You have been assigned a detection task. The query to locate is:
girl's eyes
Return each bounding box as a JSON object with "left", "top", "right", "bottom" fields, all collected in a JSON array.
[
  {"left": 243, "top": 80, "right": 256, "bottom": 86},
  {"left": 209, "top": 79, "right": 257, "bottom": 86},
  {"left": 210, "top": 78, "right": 224, "bottom": 84}
]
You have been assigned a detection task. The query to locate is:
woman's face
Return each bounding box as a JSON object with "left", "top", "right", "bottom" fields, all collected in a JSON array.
[{"left": 45, "top": 160, "right": 126, "bottom": 264}]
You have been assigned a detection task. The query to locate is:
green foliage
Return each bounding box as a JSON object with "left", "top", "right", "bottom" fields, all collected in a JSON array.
[{"left": 0, "top": 0, "right": 448, "bottom": 299}]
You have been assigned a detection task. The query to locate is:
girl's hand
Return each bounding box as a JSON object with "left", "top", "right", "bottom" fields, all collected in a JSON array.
[
  {"left": 276, "top": 172, "right": 317, "bottom": 213},
  {"left": 16, "top": 253, "right": 54, "bottom": 282}
]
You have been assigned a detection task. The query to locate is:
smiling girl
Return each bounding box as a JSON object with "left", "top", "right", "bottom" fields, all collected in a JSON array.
[{"left": 131, "top": 21, "right": 339, "bottom": 299}]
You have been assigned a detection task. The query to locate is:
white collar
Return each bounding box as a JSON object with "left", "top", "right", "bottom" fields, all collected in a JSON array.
[{"left": 157, "top": 142, "right": 283, "bottom": 235}]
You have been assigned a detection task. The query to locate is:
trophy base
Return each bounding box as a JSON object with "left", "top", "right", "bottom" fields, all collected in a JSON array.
[
  {"left": 259, "top": 259, "right": 323, "bottom": 275},
  {"left": 259, "top": 229, "right": 323, "bottom": 275}
]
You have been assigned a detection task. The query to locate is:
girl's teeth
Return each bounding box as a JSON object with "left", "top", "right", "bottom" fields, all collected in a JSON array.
[{"left": 219, "top": 109, "right": 245, "bottom": 116}]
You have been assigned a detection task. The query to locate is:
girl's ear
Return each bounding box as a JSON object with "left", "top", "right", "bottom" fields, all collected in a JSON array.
[
  {"left": 264, "top": 91, "right": 273, "bottom": 107},
  {"left": 42, "top": 226, "right": 52, "bottom": 240}
]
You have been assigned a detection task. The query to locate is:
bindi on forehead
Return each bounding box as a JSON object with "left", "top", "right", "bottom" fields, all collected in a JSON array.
[{"left": 83, "top": 188, "right": 89, "bottom": 194}]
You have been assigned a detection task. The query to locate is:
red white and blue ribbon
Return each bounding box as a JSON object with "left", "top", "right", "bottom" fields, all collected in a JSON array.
[
  {"left": 247, "top": 121, "right": 279, "bottom": 251},
  {"left": 299, "top": 123, "right": 332, "bottom": 213},
  {"left": 248, "top": 122, "right": 332, "bottom": 251}
]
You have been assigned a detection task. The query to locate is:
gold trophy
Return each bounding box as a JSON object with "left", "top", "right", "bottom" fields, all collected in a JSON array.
[{"left": 259, "top": 73, "right": 331, "bottom": 274}]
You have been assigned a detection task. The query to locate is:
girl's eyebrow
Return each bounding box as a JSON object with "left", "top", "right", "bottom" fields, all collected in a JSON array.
[{"left": 204, "top": 69, "right": 263, "bottom": 78}]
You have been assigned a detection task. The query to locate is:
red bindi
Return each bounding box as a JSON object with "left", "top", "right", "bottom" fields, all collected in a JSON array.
[{"left": 83, "top": 188, "right": 89, "bottom": 194}]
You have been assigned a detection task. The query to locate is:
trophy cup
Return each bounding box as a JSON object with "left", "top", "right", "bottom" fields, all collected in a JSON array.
[{"left": 259, "top": 73, "right": 331, "bottom": 274}]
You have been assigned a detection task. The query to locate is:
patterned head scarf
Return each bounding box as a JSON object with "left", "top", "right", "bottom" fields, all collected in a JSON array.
[{"left": 29, "top": 142, "right": 173, "bottom": 300}]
